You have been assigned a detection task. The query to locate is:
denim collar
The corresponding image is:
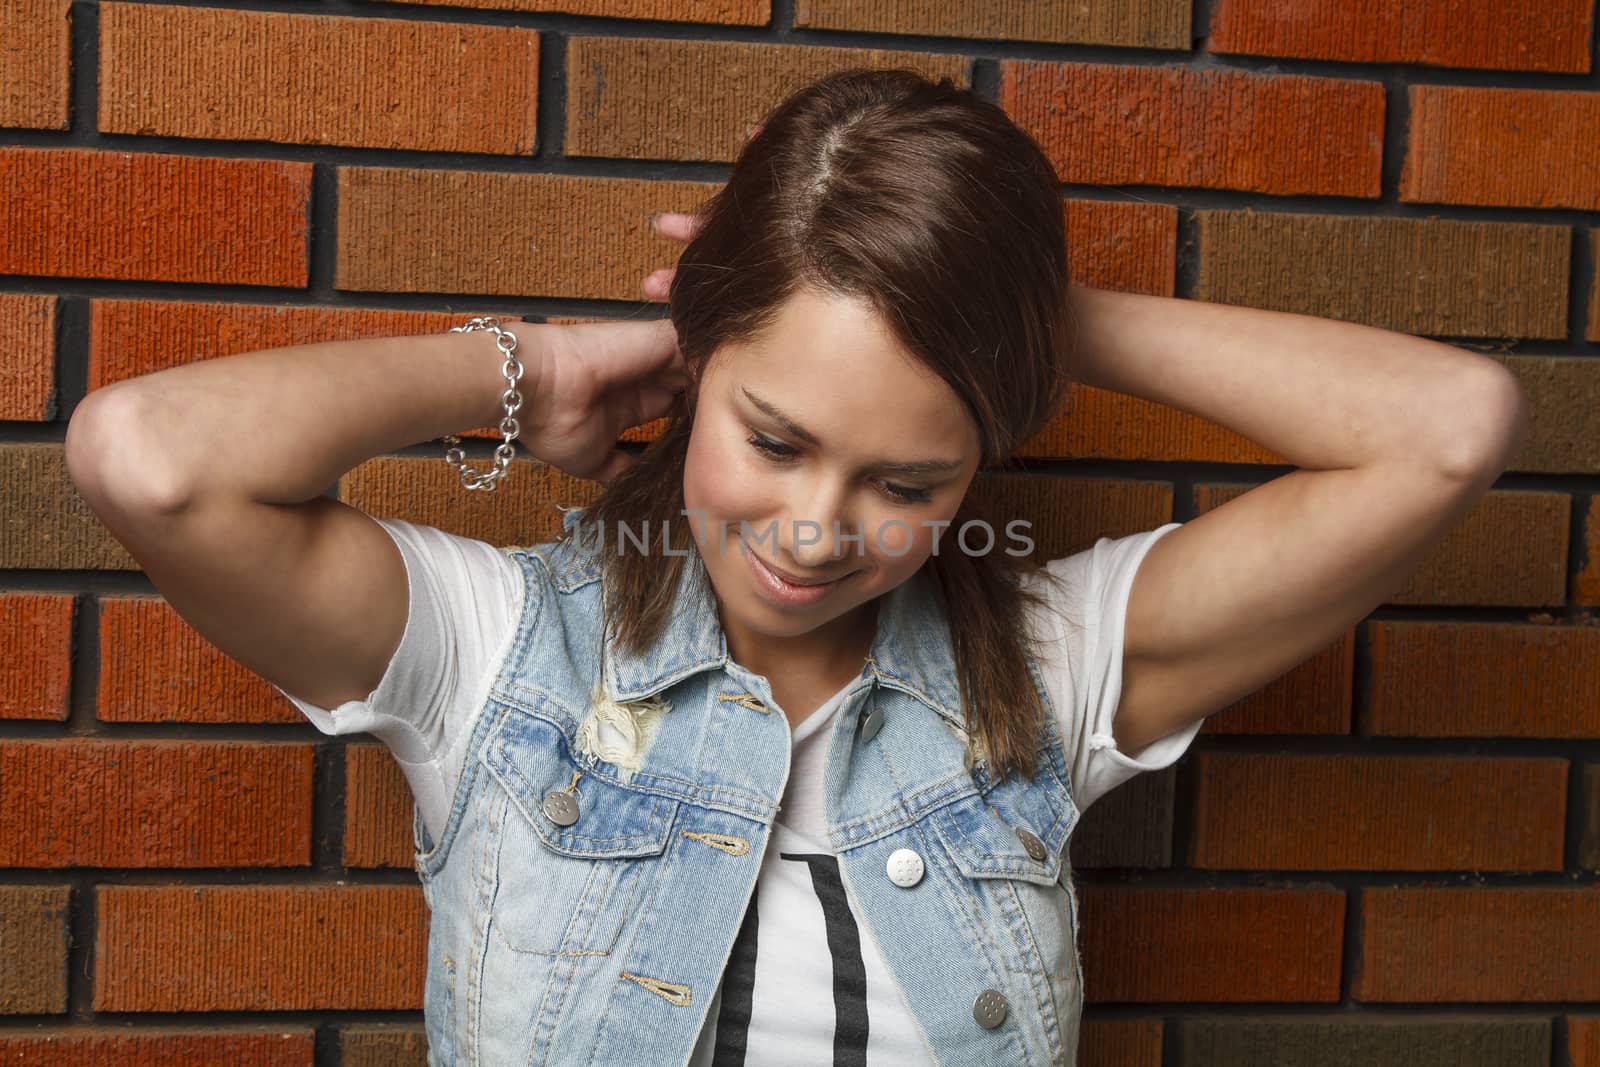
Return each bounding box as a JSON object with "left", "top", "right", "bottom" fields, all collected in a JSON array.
[{"left": 554, "top": 506, "right": 965, "bottom": 729}]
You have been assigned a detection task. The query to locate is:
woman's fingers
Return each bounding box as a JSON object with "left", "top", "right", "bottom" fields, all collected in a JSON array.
[{"left": 651, "top": 213, "right": 702, "bottom": 243}]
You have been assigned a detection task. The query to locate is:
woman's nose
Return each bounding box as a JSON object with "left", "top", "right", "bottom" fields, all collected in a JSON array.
[{"left": 788, "top": 515, "right": 861, "bottom": 569}]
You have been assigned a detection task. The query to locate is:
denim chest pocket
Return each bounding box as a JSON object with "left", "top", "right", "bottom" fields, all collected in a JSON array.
[{"left": 478, "top": 704, "right": 679, "bottom": 956}]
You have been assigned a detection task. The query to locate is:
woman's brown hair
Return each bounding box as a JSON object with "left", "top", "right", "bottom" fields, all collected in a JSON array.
[{"left": 577, "top": 66, "right": 1082, "bottom": 780}]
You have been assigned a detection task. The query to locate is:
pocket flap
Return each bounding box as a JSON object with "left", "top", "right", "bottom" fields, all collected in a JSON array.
[
  {"left": 480, "top": 703, "right": 678, "bottom": 859},
  {"left": 932, "top": 782, "right": 1077, "bottom": 886}
]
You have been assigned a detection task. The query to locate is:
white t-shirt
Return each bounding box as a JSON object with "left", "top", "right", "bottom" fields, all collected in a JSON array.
[{"left": 275, "top": 516, "right": 1202, "bottom": 1065}]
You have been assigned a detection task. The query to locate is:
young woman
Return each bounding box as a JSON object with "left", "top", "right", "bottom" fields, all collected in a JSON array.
[{"left": 66, "top": 69, "right": 1526, "bottom": 1066}]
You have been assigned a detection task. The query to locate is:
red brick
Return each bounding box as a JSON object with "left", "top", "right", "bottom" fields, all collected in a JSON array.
[
  {"left": 95, "top": 884, "right": 426, "bottom": 1011},
  {"left": 0, "top": 1029, "right": 314, "bottom": 1065},
  {"left": 1356, "top": 887, "right": 1600, "bottom": 1001},
  {"left": 1063, "top": 200, "right": 1177, "bottom": 296},
  {"left": 1401, "top": 86, "right": 1600, "bottom": 210},
  {"left": 1014, "top": 382, "right": 1280, "bottom": 464},
  {"left": 0, "top": 292, "right": 56, "bottom": 420},
  {"left": 345, "top": 743, "right": 415, "bottom": 869},
  {"left": 566, "top": 38, "right": 965, "bottom": 161},
  {"left": 0, "top": 0, "right": 71, "bottom": 130},
  {"left": 0, "top": 592, "right": 73, "bottom": 720},
  {"left": 1590, "top": 231, "right": 1600, "bottom": 343},
  {"left": 0, "top": 885, "right": 70, "bottom": 1014},
  {"left": 1176, "top": 1016, "right": 1550, "bottom": 1065},
  {"left": 384, "top": 0, "right": 765, "bottom": 21},
  {"left": 0, "top": 443, "right": 143, "bottom": 571},
  {"left": 1578, "top": 495, "right": 1600, "bottom": 605},
  {"left": 1498, "top": 355, "right": 1600, "bottom": 474},
  {"left": 341, "top": 1024, "right": 428, "bottom": 1067},
  {"left": 0, "top": 739, "right": 312, "bottom": 867},
  {"left": 1079, "top": 886, "right": 1344, "bottom": 1002},
  {"left": 1195, "top": 633, "right": 1351, "bottom": 736},
  {"left": 1573, "top": 1017, "right": 1600, "bottom": 1067},
  {"left": 1196, "top": 210, "right": 1568, "bottom": 340},
  {"left": 1189, "top": 753, "right": 1567, "bottom": 871},
  {"left": 0, "top": 147, "right": 309, "bottom": 285},
  {"left": 1079, "top": 1016, "right": 1162, "bottom": 1066},
  {"left": 96, "top": 596, "right": 305, "bottom": 724},
  {"left": 1000, "top": 61, "right": 1383, "bottom": 198},
  {"left": 796, "top": 0, "right": 1187, "bottom": 49},
  {"left": 337, "top": 168, "right": 717, "bottom": 298},
  {"left": 100, "top": 5, "right": 538, "bottom": 153},
  {"left": 1210, "top": 0, "right": 1591, "bottom": 73},
  {"left": 1366, "top": 621, "right": 1600, "bottom": 737}
]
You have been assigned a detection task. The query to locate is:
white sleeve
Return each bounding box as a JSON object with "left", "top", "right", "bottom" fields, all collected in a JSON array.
[
  {"left": 270, "top": 516, "right": 524, "bottom": 843},
  {"left": 1023, "top": 521, "right": 1200, "bottom": 816}
]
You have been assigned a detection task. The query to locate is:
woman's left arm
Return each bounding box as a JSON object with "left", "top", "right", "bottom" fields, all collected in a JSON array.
[{"left": 1066, "top": 284, "right": 1531, "bottom": 753}]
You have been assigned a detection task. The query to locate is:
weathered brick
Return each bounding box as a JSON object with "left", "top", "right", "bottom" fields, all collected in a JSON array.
[
  {"left": 1580, "top": 763, "right": 1600, "bottom": 872},
  {"left": 1071, "top": 767, "right": 1174, "bottom": 870},
  {"left": 336, "top": 169, "right": 716, "bottom": 299},
  {"left": 1356, "top": 887, "right": 1600, "bottom": 1001},
  {"left": 96, "top": 596, "right": 304, "bottom": 724},
  {"left": 1189, "top": 753, "right": 1567, "bottom": 871},
  {"left": 1573, "top": 1017, "right": 1600, "bottom": 1067},
  {"left": 1195, "top": 483, "right": 1568, "bottom": 608},
  {"left": 964, "top": 471, "right": 1173, "bottom": 562},
  {"left": 565, "top": 37, "right": 965, "bottom": 161},
  {"left": 0, "top": 592, "right": 73, "bottom": 720},
  {"left": 1001, "top": 62, "right": 1383, "bottom": 197},
  {"left": 345, "top": 743, "right": 415, "bottom": 869},
  {"left": 1401, "top": 86, "right": 1600, "bottom": 210},
  {"left": 0, "top": 739, "right": 312, "bottom": 867},
  {"left": 797, "top": 0, "right": 1187, "bottom": 49},
  {"left": 0, "top": 1029, "right": 315, "bottom": 1065},
  {"left": 0, "top": 292, "right": 56, "bottom": 420},
  {"left": 95, "top": 884, "right": 426, "bottom": 1011},
  {"left": 0, "top": 147, "right": 310, "bottom": 286},
  {"left": 1079, "top": 886, "right": 1344, "bottom": 1002},
  {"left": 0, "top": 443, "right": 142, "bottom": 571},
  {"left": 100, "top": 5, "right": 538, "bottom": 153},
  {"left": 1210, "top": 0, "right": 1591, "bottom": 73},
  {"left": 341, "top": 455, "right": 595, "bottom": 550},
  {"left": 1578, "top": 494, "right": 1600, "bottom": 606},
  {"left": 1366, "top": 621, "right": 1600, "bottom": 737},
  {"left": 0, "top": 0, "right": 71, "bottom": 130},
  {"left": 382, "top": 0, "right": 765, "bottom": 21},
  {"left": 1195, "top": 210, "right": 1569, "bottom": 340},
  {"left": 0, "top": 885, "right": 70, "bottom": 1014},
  {"left": 1497, "top": 356, "right": 1600, "bottom": 474},
  {"left": 341, "top": 1024, "right": 428, "bottom": 1067},
  {"left": 1079, "top": 1016, "right": 1162, "bottom": 1066},
  {"left": 1176, "top": 1016, "right": 1550, "bottom": 1066}
]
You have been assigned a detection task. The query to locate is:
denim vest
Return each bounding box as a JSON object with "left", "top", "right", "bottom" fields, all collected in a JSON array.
[{"left": 411, "top": 507, "right": 1085, "bottom": 1065}]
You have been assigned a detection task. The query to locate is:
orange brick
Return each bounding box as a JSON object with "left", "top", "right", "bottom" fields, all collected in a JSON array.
[
  {"left": 345, "top": 743, "right": 416, "bottom": 869},
  {"left": 1064, "top": 200, "right": 1177, "bottom": 296},
  {"left": 565, "top": 38, "right": 965, "bottom": 161},
  {"left": 95, "top": 884, "right": 426, "bottom": 1011},
  {"left": 0, "top": 592, "right": 73, "bottom": 720},
  {"left": 1590, "top": 231, "right": 1600, "bottom": 343},
  {"left": 1366, "top": 621, "right": 1600, "bottom": 737},
  {"left": 1401, "top": 86, "right": 1600, "bottom": 210},
  {"left": 1573, "top": 1017, "right": 1600, "bottom": 1067},
  {"left": 1000, "top": 61, "right": 1383, "bottom": 197},
  {"left": 1196, "top": 210, "right": 1569, "bottom": 340},
  {"left": 0, "top": 292, "right": 56, "bottom": 420},
  {"left": 1189, "top": 753, "right": 1567, "bottom": 871},
  {"left": 796, "top": 0, "right": 1188, "bottom": 49},
  {"left": 0, "top": 739, "right": 312, "bottom": 867},
  {"left": 100, "top": 5, "right": 538, "bottom": 153},
  {"left": 1079, "top": 886, "right": 1345, "bottom": 1002},
  {"left": 336, "top": 168, "right": 715, "bottom": 299},
  {"left": 1210, "top": 0, "right": 1591, "bottom": 73},
  {"left": 96, "top": 596, "right": 308, "bottom": 724},
  {"left": 383, "top": 0, "right": 765, "bottom": 21},
  {"left": 1079, "top": 1016, "right": 1163, "bottom": 1066},
  {"left": 0, "top": 1029, "right": 314, "bottom": 1065},
  {"left": 0, "top": 885, "right": 70, "bottom": 1014},
  {"left": 0, "top": 148, "right": 309, "bottom": 286},
  {"left": 0, "top": 0, "right": 71, "bottom": 130},
  {"left": 965, "top": 472, "right": 1173, "bottom": 562},
  {"left": 1016, "top": 383, "right": 1280, "bottom": 464},
  {"left": 1356, "top": 887, "right": 1600, "bottom": 1001},
  {"left": 1196, "top": 631, "right": 1352, "bottom": 736}
]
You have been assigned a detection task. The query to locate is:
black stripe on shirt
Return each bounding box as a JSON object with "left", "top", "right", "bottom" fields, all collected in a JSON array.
[{"left": 782, "top": 853, "right": 869, "bottom": 1067}]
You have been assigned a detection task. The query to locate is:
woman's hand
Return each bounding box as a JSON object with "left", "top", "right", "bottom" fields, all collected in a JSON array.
[{"left": 639, "top": 124, "right": 759, "bottom": 302}]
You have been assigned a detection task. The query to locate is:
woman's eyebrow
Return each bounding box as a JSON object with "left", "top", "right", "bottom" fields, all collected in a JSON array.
[{"left": 739, "top": 386, "right": 967, "bottom": 476}]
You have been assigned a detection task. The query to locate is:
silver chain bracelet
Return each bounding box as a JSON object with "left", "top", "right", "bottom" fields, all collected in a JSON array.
[{"left": 444, "top": 316, "right": 524, "bottom": 491}]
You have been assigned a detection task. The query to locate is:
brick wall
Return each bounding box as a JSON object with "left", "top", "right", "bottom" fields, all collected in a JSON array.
[{"left": 2, "top": 1, "right": 1597, "bottom": 1064}]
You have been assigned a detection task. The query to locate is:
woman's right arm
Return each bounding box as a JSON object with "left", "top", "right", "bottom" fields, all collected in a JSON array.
[{"left": 63, "top": 325, "right": 551, "bottom": 712}]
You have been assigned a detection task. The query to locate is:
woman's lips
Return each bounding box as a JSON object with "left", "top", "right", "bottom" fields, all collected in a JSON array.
[{"left": 745, "top": 549, "right": 853, "bottom": 605}]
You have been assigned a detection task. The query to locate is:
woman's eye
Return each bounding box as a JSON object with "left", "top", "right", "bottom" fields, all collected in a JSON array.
[
  {"left": 747, "top": 433, "right": 797, "bottom": 459},
  {"left": 882, "top": 481, "right": 932, "bottom": 504},
  {"left": 748, "top": 432, "right": 931, "bottom": 505}
]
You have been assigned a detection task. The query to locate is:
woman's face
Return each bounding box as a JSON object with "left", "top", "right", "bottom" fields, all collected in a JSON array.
[{"left": 682, "top": 286, "right": 983, "bottom": 665}]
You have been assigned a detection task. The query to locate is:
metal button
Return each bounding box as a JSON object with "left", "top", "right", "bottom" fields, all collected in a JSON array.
[
  {"left": 860, "top": 705, "right": 884, "bottom": 742},
  {"left": 541, "top": 791, "right": 580, "bottom": 827},
  {"left": 885, "top": 848, "right": 924, "bottom": 888},
  {"left": 1016, "top": 828, "right": 1048, "bottom": 862},
  {"left": 973, "top": 988, "right": 1008, "bottom": 1029}
]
